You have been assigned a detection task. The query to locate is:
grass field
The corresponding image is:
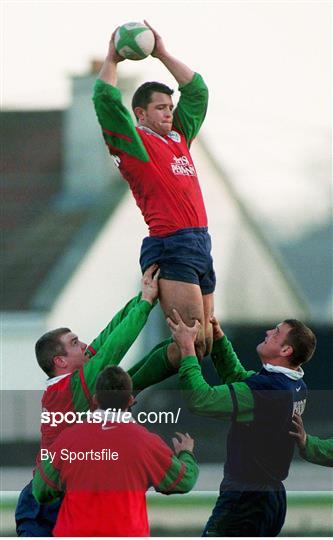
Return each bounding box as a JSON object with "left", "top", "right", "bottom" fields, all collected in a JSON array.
[{"left": 1, "top": 491, "right": 332, "bottom": 536}]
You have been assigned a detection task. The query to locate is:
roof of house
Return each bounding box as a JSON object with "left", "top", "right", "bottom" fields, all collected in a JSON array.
[{"left": 1, "top": 110, "right": 126, "bottom": 310}]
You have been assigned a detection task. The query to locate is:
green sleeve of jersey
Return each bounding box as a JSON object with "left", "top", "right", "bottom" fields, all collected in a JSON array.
[
  {"left": 172, "top": 73, "right": 208, "bottom": 147},
  {"left": 32, "top": 459, "right": 63, "bottom": 504},
  {"left": 88, "top": 293, "right": 142, "bottom": 355},
  {"left": 301, "top": 435, "right": 333, "bottom": 467},
  {"left": 211, "top": 336, "right": 256, "bottom": 383},
  {"left": 129, "top": 337, "right": 176, "bottom": 391},
  {"left": 93, "top": 79, "right": 149, "bottom": 161},
  {"left": 155, "top": 451, "right": 199, "bottom": 494},
  {"left": 71, "top": 300, "right": 154, "bottom": 410},
  {"left": 178, "top": 356, "right": 254, "bottom": 422}
]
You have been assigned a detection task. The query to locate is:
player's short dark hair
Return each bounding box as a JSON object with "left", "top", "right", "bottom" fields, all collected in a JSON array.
[
  {"left": 96, "top": 366, "right": 133, "bottom": 410},
  {"left": 132, "top": 81, "right": 174, "bottom": 118},
  {"left": 283, "top": 319, "right": 316, "bottom": 366},
  {"left": 35, "top": 328, "right": 71, "bottom": 377}
]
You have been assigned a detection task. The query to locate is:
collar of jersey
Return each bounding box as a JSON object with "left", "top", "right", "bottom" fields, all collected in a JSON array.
[
  {"left": 263, "top": 363, "right": 304, "bottom": 380},
  {"left": 94, "top": 408, "right": 135, "bottom": 423},
  {"left": 138, "top": 125, "right": 169, "bottom": 143},
  {"left": 46, "top": 373, "right": 71, "bottom": 387}
]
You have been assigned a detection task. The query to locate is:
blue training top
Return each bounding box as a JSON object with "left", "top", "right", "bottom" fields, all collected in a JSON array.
[{"left": 224, "top": 367, "right": 307, "bottom": 485}]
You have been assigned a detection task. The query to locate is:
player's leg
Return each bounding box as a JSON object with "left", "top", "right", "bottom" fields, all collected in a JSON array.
[
  {"left": 203, "top": 484, "right": 285, "bottom": 537},
  {"left": 202, "top": 484, "right": 248, "bottom": 537},
  {"left": 267, "top": 488, "right": 287, "bottom": 536},
  {"left": 128, "top": 338, "right": 172, "bottom": 377},
  {"left": 159, "top": 278, "right": 206, "bottom": 361},
  {"left": 15, "top": 481, "right": 61, "bottom": 537},
  {"left": 129, "top": 338, "right": 180, "bottom": 392},
  {"left": 199, "top": 255, "right": 216, "bottom": 357},
  {"left": 203, "top": 292, "right": 214, "bottom": 356},
  {"left": 139, "top": 228, "right": 216, "bottom": 360}
]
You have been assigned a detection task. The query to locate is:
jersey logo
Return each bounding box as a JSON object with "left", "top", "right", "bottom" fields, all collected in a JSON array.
[
  {"left": 171, "top": 155, "right": 196, "bottom": 176},
  {"left": 168, "top": 130, "right": 181, "bottom": 143},
  {"left": 111, "top": 154, "right": 121, "bottom": 168},
  {"left": 293, "top": 398, "right": 306, "bottom": 415},
  {"left": 295, "top": 386, "right": 301, "bottom": 392}
]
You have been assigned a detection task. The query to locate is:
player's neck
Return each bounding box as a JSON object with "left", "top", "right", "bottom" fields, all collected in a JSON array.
[{"left": 264, "top": 357, "right": 298, "bottom": 370}]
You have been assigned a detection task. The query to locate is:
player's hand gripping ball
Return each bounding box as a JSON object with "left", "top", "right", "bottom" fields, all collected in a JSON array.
[{"left": 115, "top": 22, "right": 155, "bottom": 60}]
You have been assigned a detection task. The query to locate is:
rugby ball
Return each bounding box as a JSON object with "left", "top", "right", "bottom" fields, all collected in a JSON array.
[{"left": 115, "top": 22, "right": 155, "bottom": 60}]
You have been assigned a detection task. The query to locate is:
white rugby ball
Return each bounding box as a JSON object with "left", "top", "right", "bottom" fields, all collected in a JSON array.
[{"left": 115, "top": 22, "right": 155, "bottom": 60}]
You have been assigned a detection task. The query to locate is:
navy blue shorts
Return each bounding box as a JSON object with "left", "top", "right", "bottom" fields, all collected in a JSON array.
[
  {"left": 15, "top": 481, "right": 61, "bottom": 537},
  {"left": 202, "top": 477, "right": 286, "bottom": 537},
  {"left": 140, "top": 227, "right": 216, "bottom": 295}
]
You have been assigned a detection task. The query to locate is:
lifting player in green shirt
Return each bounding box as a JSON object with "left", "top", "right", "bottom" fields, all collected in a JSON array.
[
  {"left": 15, "top": 265, "right": 179, "bottom": 536},
  {"left": 167, "top": 308, "right": 317, "bottom": 536}
]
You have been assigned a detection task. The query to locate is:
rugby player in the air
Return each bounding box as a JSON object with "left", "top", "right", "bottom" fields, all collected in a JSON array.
[{"left": 94, "top": 21, "right": 215, "bottom": 362}]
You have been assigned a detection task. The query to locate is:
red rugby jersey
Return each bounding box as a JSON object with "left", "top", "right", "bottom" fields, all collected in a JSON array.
[
  {"left": 93, "top": 73, "right": 209, "bottom": 236},
  {"left": 38, "top": 294, "right": 152, "bottom": 458},
  {"left": 33, "top": 418, "right": 198, "bottom": 537}
]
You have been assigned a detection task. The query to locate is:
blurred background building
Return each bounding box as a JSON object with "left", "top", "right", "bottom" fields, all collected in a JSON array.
[{"left": 1, "top": 67, "right": 332, "bottom": 534}]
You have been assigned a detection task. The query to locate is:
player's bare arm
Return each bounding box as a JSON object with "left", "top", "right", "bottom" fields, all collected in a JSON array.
[
  {"left": 98, "top": 29, "right": 124, "bottom": 86},
  {"left": 145, "top": 20, "right": 194, "bottom": 85}
]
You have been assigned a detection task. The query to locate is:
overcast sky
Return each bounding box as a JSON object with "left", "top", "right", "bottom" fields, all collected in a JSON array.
[{"left": 2, "top": 0, "right": 331, "bottom": 240}]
